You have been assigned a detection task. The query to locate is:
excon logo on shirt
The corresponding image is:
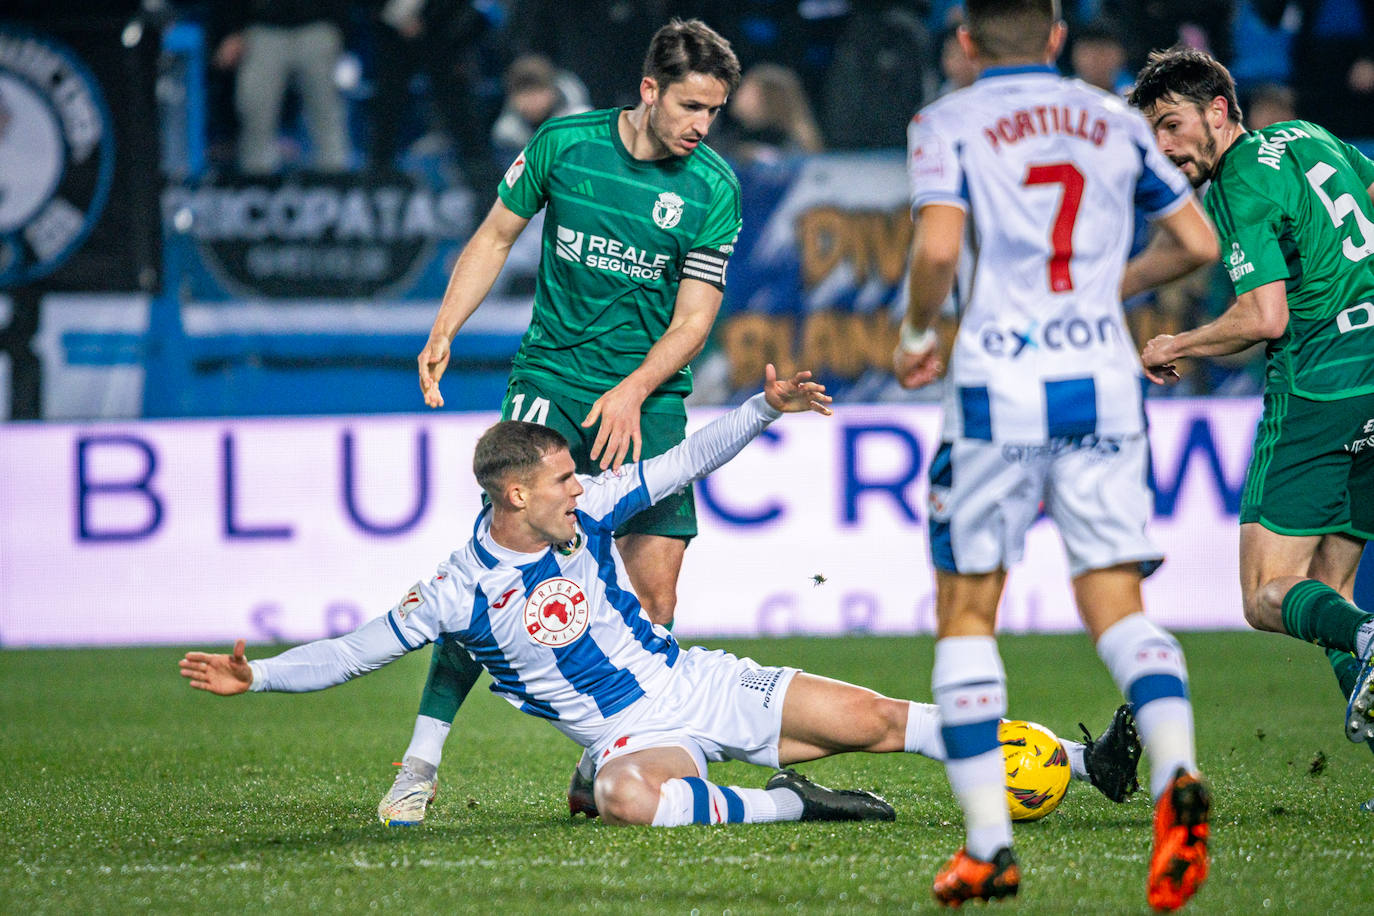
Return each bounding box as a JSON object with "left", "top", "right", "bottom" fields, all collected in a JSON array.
[
  {"left": 554, "top": 223, "right": 670, "bottom": 280},
  {"left": 979, "top": 315, "right": 1120, "bottom": 358}
]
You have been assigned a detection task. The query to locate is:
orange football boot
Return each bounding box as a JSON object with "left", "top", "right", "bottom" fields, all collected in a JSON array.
[
  {"left": 932, "top": 846, "right": 1020, "bottom": 907},
  {"left": 1148, "top": 768, "right": 1211, "bottom": 912}
]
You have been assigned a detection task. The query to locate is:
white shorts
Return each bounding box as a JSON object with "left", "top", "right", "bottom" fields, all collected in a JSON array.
[
  {"left": 928, "top": 433, "right": 1162, "bottom": 578},
  {"left": 588, "top": 646, "right": 799, "bottom": 776}
]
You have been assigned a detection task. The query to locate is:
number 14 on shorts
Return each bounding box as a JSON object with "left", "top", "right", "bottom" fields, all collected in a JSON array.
[{"left": 510, "top": 393, "right": 550, "bottom": 424}]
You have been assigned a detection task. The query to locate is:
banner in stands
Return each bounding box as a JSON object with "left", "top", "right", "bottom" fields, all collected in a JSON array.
[
  {"left": 0, "top": 20, "right": 159, "bottom": 292},
  {"left": 0, "top": 398, "right": 1259, "bottom": 646},
  {"left": 162, "top": 172, "right": 478, "bottom": 301},
  {"left": 694, "top": 153, "right": 915, "bottom": 405}
]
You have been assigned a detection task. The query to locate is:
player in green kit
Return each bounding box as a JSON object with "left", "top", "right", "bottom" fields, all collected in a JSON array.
[
  {"left": 377, "top": 19, "right": 744, "bottom": 825},
  {"left": 1129, "top": 48, "right": 1374, "bottom": 758}
]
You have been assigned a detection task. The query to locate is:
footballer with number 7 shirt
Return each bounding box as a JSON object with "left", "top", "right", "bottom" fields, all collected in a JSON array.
[{"left": 894, "top": 0, "right": 1219, "bottom": 909}]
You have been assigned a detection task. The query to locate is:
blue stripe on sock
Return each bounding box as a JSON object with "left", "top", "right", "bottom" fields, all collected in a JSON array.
[
  {"left": 719, "top": 785, "right": 745, "bottom": 823},
  {"left": 684, "top": 777, "right": 711, "bottom": 824},
  {"left": 1128, "top": 672, "right": 1189, "bottom": 709},
  {"left": 942, "top": 719, "right": 1001, "bottom": 758}
]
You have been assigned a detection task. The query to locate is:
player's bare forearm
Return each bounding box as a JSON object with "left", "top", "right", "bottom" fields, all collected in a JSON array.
[
  {"left": 1121, "top": 198, "right": 1218, "bottom": 300},
  {"left": 585, "top": 278, "right": 721, "bottom": 468},
  {"left": 419, "top": 201, "right": 529, "bottom": 407},
  {"left": 904, "top": 205, "right": 963, "bottom": 331},
  {"left": 1141, "top": 281, "right": 1286, "bottom": 381},
  {"left": 895, "top": 205, "right": 961, "bottom": 388}
]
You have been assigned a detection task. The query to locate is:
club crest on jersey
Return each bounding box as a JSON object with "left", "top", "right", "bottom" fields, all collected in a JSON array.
[
  {"left": 652, "top": 191, "right": 683, "bottom": 229},
  {"left": 524, "top": 577, "right": 590, "bottom": 647},
  {"left": 556, "top": 531, "right": 584, "bottom": 556}
]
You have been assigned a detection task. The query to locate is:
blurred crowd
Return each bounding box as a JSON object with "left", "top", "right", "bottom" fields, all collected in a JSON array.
[
  {"left": 157, "top": 0, "right": 1372, "bottom": 396},
  {"left": 160, "top": 0, "right": 1374, "bottom": 179}
]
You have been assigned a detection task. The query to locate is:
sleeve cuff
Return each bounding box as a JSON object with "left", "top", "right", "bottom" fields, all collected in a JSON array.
[
  {"left": 248, "top": 660, "right": 269, "bottom": 692},
  {"left": 749, "top": 392, "right": 782, "bottom": 420}
]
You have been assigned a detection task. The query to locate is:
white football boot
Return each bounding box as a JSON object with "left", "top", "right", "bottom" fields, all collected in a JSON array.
[{"left": 377, "top": 756, "right": 438, "bottom": 826}]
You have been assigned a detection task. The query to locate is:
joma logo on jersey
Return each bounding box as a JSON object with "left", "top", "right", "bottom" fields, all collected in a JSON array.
[
  {"left": 980, "top": 315, "right": 1119, "bottom": 358},
  {"left": 552, "top": 223, "right": 670, "bottom": 281}
]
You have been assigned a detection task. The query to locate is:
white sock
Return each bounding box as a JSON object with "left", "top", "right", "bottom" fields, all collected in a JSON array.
[
  {"left": 904, "top": 701, "right": 946, "bottom": 758},
  {"left": 574, "top": 746, "right": 595, "bottom": 781},
  {"left": 403, "top": 715, "right": 451, "bottom": 768},
  {"left": 1096, "top": 613, "right": 1197, "bottom": 799},
  {"left": 907, "top": 703, "right": 1092, "bottom": 784},
  {"left": 651, "top": 777, "right": 803, "bottom": 826},
  {"left": 1062, "top": 738, "right": 1088, "bottom": 781},
  {"left": 933, "top": 636, "right": 1012, "bottom": 861},
  {"left": 1356, "top": 619, "right": 1374, "bottom": 662}
]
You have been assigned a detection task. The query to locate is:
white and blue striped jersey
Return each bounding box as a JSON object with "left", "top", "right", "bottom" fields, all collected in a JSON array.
[
  {"left": 908, "top": 65, "right": 1194, "bottom": 443},
  {"left": 248, "top": 394, "right": 784, "bottom": 747}
]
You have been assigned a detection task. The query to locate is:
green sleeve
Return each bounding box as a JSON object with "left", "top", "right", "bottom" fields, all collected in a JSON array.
[
  {"left": 496, "top": 125, "right": 556, "bottom": 219},
  {"left": 1340, "top": 141, "right": 1374, "bottom": 191},
  {"left": 1206, "top": 170, "right": 1289, "bottom": 295},
  {"left": 690, "top": 176, "right": 742, "bottom": 253}
]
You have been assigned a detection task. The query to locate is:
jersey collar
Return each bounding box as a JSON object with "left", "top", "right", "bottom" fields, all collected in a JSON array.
[
  {"left": 470, "top": 504, "right": 563, "bottom": 569},
  {"left": 977, "top": 64, "right": 1059, "bottom": 82},
  {"left": 610, "top": 107, "right": 688, "bottom": 172}
]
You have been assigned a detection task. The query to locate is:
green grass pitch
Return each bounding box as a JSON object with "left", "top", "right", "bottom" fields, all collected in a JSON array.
[{"left": 3, "top": 632, "right": 1373, "bottom": 913}]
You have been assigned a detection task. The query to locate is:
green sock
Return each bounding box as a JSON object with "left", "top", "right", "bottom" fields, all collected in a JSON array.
[
  {"left": 1326, "top": 648, "right": 1374, "bottom": 756},
  {"left": 1280, "top": 580, "right": 1372, "bottom": 653},
  {"left": 416, "top": 636, "right": 484, "bottom": 722},
  {"left": 1326, "top": 647, "right": 1361, "bottom": 699}
]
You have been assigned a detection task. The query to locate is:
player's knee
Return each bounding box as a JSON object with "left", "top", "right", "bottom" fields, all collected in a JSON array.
[
  {"left": 593, "top": 768, "right": 659, "bottom": 825},
  {"left": 1243, "top": 577, "right": 1290, "bottom": 632},
  {"left": 842, "top": 692, "right": 905, "bottom": 750},
  {"left": 639, "top": 590, "right": 677, "bottom": 627}
]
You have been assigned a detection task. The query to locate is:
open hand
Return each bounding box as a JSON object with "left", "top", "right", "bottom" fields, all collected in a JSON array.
[
  {"left": 179, "top": 639, "right": 253, "bottom": 696},
  {"left": 763, "top": 363, "right": 833, "bottom": 415},
  {"left": 582, "top": 383, "right": 646, "bottom": 471}
]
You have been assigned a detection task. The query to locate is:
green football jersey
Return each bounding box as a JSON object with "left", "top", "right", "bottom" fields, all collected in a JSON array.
[
  {"left": 497, "top": 108, "right": 742, "bottom": 413},
  {"left": 1205, "top": 120, "right": 1374, "bottom": 400}
]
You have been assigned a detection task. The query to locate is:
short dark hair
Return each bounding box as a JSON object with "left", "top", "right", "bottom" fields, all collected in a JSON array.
[
  {"left": 473, "top": 421, "right": 569, "bottom": 498},
  {"left": 964, "top": 0, "right": 1058, "bottom": 61},
  {"left": 1129, "top": 46, "right": 1243, "bottom": 124},
  {"left": 643, "top": 18, "right": 740, "bottom": 94}
]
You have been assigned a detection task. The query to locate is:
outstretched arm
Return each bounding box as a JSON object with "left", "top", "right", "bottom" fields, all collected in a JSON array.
[
  {"left": 178, "top": 614, "right": 418, "bottom": 695},
  {"left": 418, "top": 200, "right": 530, "bottom": 408},
  {"left": 575, "top": 365, "right": 831, "bottom": 529}
]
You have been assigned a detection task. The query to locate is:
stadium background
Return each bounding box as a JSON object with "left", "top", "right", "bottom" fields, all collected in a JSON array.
[{"left": 4, "top": 1, "right": 1374, "bottom": 647}]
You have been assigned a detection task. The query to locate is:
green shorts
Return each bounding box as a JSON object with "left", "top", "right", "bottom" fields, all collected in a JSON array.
[
  {"left": 500, "top": 375, "right": 696, "bottom": 539},
  {"left": 1240, "top": 391, "right": 1374, "bottom": 538}
]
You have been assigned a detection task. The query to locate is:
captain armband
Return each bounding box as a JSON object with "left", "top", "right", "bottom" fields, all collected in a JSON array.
[{"left": 680, "top": 247, "right": 730, "bottom": 291}]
